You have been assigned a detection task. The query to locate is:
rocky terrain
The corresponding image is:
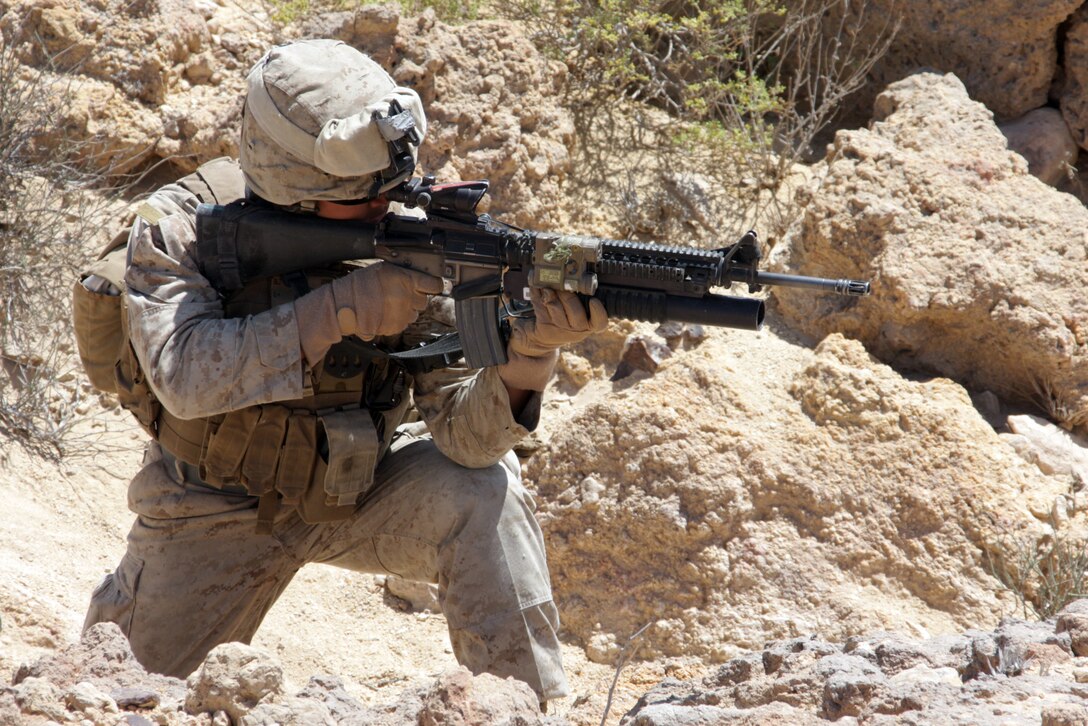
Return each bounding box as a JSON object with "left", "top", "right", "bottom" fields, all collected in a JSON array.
[
  {"left": 623, "top": 601, "right": 1088, "bottom": 725},
  {"left": 2, "top": 0, "right": 1088, "bottom": 725}
]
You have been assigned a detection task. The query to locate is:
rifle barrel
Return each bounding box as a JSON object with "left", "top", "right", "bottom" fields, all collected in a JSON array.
[{"left": 755, "top": 272, "right": 871, "bottom": 297}]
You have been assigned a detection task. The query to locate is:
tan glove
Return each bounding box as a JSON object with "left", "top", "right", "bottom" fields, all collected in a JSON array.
[
  {"left": 498, "top": 287, "right": 609, "bottom": 392},
  {"left": 294, "top": 262, "right": 443, "bottom": 367}
]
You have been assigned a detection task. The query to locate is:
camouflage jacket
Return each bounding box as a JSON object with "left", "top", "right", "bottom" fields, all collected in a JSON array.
[{"left": 125, "top": 181, "right": 539, "bottom": 471}]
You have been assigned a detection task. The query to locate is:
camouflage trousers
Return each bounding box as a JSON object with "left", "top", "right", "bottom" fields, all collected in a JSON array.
[{"left": 83, "top": 432, "right": 568, "bottom": 700}]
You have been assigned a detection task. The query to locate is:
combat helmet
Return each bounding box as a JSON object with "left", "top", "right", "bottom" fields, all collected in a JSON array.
[{"left": 240, "top": 38, "right": 426, "bottom": 207}]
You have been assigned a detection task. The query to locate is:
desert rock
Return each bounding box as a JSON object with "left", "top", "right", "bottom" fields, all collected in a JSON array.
[
  {"left": 529, "top": 331, "right": 1067, "bottom": 664},
  {"left": 826, "top": 0, "right": 1081, "bottom": 124},
  {"left": 0, "top": 621, "right": 569, "bottom": 725},
  {"left": 621, "top": 608, "right": 1088, "bottom": 725},
  {"left": 772, "top": 72, "right": 1088, "bottom": 429},
  {"left": 1006, "top": 413, "right": 1088, "bottom": 482},
  {"left": 1060, "top": 5, "right": 1088, "bottom": 150},
  {"left": 999, "top": 107, "right": 1079, "bottom": 186},
  {"left": 4, "top": 0, "right": 1088, "bottom": 724},
  {"left": 0, "top": 0, "right": 270, "bottom": 173}
]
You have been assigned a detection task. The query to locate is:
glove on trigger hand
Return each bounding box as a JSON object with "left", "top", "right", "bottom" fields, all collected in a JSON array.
[
  {"left": 498, "top": 287, "right": 608, "bottom": 392},
  {"left": 294, "top": 262, "right": 443, "bottom": 367}
]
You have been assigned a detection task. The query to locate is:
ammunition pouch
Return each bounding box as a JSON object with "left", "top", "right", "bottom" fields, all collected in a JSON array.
[{"left": 158, "top": 391, "right": 409, "bottom": 529}]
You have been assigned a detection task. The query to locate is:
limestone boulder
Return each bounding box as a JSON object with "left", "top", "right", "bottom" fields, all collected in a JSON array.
[
  {"left": 529, "top": 330, "right": 1070, "bottom": 664},
  {"left": 392, "top": 12, "right": 573, "bottom": 229},
  {"left": 4, "top": 0, "right": 570, "bottom": 195},
  {"left": 185, "top": 643, "right": 286, "bottom": 721},
  {"left": 826, "top": 0, "right": 1080, "bottom": 124},
  {"left": 0, "top": 0, "right": 272, "bottom": 174},
  {"left": 1060, "top": 5, "right": 1088, "bottom": 151},
  {"left": 771, "top": 72, "right": 1088, "bottom": 430},
  {"left": 999, "top": 107, "right": 1079, "bottom": 187}
]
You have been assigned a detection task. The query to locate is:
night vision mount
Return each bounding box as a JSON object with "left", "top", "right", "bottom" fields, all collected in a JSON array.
[{"left": 368, "top": 98, "right": 423, "bottom": 198}]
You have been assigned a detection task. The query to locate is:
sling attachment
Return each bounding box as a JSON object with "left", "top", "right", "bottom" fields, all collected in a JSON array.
[{"left": 194, "top": 201, "right": 257, "bottom": 292}]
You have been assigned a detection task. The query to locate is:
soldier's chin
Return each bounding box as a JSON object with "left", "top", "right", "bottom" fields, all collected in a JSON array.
[{"left": 316, "top": 198, "right": 390, "bottom": 222}]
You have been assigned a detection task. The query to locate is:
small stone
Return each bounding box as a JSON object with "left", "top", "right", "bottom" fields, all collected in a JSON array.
[
  {"left": 111, "top": 687, "right": 160, "bottom": 710},
  {"left": 654, "top": 321, "right": 685, "bottom": 348},
  {"left": 685, "top": 324, "right": 706, "bottom": 343},
  {"left": 415, "top": 668, "right": 545, "bottom": 724},
  {"left": 65, "top": 681, "right": 118, "bottom": 714},
  {"left": 653, "top": 322, "right": 707, "bottom": 350},
  {"left": 1057, "top": 613, "right": 1088, "bottom": 657},
  {"left": 1007, "top": 414, "right": 1088, "bottom": 481},
  {"left": 612, "top": 335, "right": 672, "bottom": 380},
  {"left": 579, "top": 475, "right": 606, "bottom": 505},
  {"left": 185, "top": 643, "right": 284, "bottom": 721},
  {"left": 13, "top": 677, "right": 66, "bottom": 721},
  {"left": 385, "top": 576, "right": 440, "bottom": 613}
]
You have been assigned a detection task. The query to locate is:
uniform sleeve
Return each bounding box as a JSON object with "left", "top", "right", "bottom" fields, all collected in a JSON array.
[
  {"left": 412, "top": 365, "right": 540, "bottom": 469},
  {"left": 124, "top": 187, "right": 309, "bottom": 420},
  {"left": 404, "top": 298, "right": 540, "bottom": 469}
]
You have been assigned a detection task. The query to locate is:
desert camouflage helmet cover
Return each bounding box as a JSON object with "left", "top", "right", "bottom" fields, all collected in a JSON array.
[{"left": 240, "top": 39, "right": 427, "bottom": 206}]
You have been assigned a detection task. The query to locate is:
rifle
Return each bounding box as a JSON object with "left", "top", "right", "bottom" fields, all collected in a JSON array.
[{"left": 195, "top": 176, "right": 870, "bottom": 369}]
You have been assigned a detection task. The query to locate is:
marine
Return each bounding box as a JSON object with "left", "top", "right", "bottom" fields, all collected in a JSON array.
[{"left": 81, "top": 38, "right": 607, "bottom": 704}]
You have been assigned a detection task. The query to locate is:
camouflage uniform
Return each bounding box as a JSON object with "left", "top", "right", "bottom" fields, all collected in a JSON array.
[{"left": 84, "top": 169, "right": 569, "bottom": 698}]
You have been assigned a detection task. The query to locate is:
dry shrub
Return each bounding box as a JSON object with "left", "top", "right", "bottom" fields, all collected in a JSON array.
[
  {"left": 0, "top": 26, "right": 131, "bottom": 458},
  {"left": 988, "top": 527, "right": 1088, "bottom": 621},
  {"left": 1030, "top": 375, "right": 1088, "bottom": 433}
]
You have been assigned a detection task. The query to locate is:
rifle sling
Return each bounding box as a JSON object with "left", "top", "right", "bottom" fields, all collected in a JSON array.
[{"left": 385, "top": 332, "right": 464, "bottom": 375}]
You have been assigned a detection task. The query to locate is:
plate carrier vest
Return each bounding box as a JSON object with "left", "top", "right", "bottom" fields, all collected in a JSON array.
[{"left": 73, "top": 158, "right": 415, "bottom": 532}]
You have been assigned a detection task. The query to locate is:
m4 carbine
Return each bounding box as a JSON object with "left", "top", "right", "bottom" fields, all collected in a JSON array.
[{"left": 195, "top": 176, "right": 870, "bottom": 369}]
